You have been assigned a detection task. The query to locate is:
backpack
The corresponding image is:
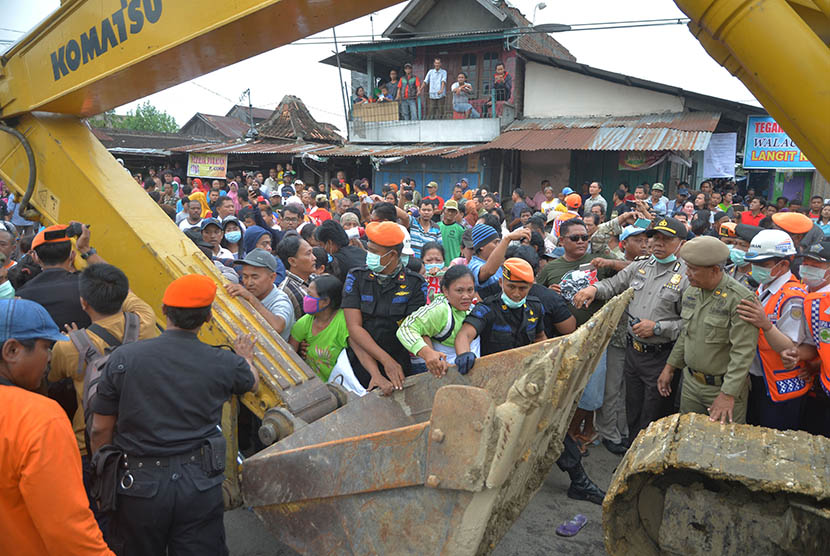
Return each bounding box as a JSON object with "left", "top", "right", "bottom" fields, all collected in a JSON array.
[{"left": 69, "top": 312, "right": 141, "bottom": 452}]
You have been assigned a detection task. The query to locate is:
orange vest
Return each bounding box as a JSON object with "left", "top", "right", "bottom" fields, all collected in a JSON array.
[
  {"left": 804, "top": 291, "right": 830, "bottom": 396},
  {"left": 757, "top": 277, "right": 811, "bottom": 402}
]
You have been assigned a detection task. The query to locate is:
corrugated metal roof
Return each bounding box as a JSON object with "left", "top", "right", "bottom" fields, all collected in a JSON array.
[
  {"left": 319, "top": 144, "right": 481, "bottom": 158},
  {"left": 461, "top": 128, "right": 712, "bottom": 153},
  {"left": 170, "top": 141, "right": 332, "bottom": 155},
  {"left": 507, "top": 112, "right": 721, "bottom": 132},
  {"left": 199, "top": 114, "right": 251, "bottom": 138}
]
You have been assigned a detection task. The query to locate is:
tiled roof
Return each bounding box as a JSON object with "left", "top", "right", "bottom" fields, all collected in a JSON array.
[{"left": 257, "top": 96, "right": 343, "bottom": 143}]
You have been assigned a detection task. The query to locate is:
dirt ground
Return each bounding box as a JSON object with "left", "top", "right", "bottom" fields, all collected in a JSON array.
[{"left": 225, "top": 439, "right": 622, "bottom": 556}]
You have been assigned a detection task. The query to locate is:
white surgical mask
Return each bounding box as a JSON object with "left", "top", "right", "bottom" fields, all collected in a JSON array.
[{"left": 800, "top": 265, "right": 827, "bottom": 290}]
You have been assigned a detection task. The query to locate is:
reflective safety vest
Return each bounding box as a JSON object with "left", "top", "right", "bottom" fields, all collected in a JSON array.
[
  {"left": 804, "top": 291, "right": 830, "bottom": 396},
  {"left": 757, "top": 277, "right": 812, "bottom": 402}
]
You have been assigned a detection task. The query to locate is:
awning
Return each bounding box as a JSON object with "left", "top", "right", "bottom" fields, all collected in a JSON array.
[{"left": 454, "top": 112, "right": 720, "bottom": 154}]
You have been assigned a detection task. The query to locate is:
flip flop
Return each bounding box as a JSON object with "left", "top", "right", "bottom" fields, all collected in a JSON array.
[{"left": 556, "top": 514, "right": 588, "bottom": 537}]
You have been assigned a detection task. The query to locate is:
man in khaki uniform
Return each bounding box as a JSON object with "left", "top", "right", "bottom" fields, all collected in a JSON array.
[
  {"left": 657, "top": 236, "right": 758, "bottom": 424},
  {"left": 574, "top": 216, "right": 688, "bottom": 440}
]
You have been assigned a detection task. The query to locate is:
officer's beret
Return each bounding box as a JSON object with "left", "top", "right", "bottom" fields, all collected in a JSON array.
[
  {"left": 502, "top": 257, "right": 534, "bottom": 283},
  {"left": 365, "top": 221, "right": 405, "bottom": 247},
  {"left": 162, "top": 274, "right": 217, "bottom": 308},
  {"left": 678, "top": 236, "right": 730, "bottom": 267},
  {"left": 772, "top": 212, "right": 813, "bottom": 234}
]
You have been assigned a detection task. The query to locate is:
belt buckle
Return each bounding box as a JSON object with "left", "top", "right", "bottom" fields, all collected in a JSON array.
[
  {"left": 633, "top": 340, "right": 643, "bottom": 352},
  {"left": 693, "top": 371, "right": 706, "bottom": 385}
]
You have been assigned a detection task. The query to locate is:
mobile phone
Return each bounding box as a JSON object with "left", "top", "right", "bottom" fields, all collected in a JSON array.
[
  {"left": 624, "top": 200, "right": 637, "bottom": 210},
  {"left": 634, "top": 218, "right": 651, "bottom": 229},
  {"left": 578, "top": 263, "right": 594, "bottom": 272}
]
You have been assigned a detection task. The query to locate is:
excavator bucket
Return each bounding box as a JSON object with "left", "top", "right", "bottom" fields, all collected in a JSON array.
[
  {"left": 603, "top": 413, "right": 830, "bottom": 555},
  {"left": 241, "top": 289, "right": 633, "bottom": 555}
]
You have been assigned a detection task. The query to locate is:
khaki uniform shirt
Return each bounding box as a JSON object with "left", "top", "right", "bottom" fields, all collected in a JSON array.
[
  {"left": 666, "top": 273, "right": 759, "bottom": 398},
  {"left": 594, "top": 256, "right": 689, "bottom": 344},
  {"left": 48, "top": 292, "right": 159, "bottom": 455}
]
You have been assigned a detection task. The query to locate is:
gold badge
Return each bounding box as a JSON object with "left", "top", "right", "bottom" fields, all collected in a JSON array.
[
  {"left": 722, "top": 293, "right": 728, "bottom": 298},
  {"left": 658, "top": 219, "right": 668, "bottom": 227},
  {"left": 638, "top": 268, "right": 646, "bottom": 274},
  {"left": 714, "top": 290, "right": 721, "bottom": 295},
  {"left": 670, "top": 273, "right": 681, "bottom": 285},
  {"left": 792, "top": 308, "right": 802, "bottom": 319}
]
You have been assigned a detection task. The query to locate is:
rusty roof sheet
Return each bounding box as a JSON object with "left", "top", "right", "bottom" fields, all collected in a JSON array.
[
  {"left": 463, "top": 127, "right": 713, "bottom": 153},
  {"left": 198, "top": 114, "right": 252, "bottom": 138},
  {"left": 506, "top": 112, "right": 721, "bottom": 132},
  {"left": 318, "top": 144, "right": 481, "bottom": 158},
  {"left": 170, "top": 141, "right": 332, "bottom": 155}
]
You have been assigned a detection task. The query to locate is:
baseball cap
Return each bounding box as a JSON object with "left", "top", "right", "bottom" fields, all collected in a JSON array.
[
  {"left": 427, "top": 181, "right": 438, "bottom": 190},
  {"left": 235, "top": 248, "right": 278, "bottom": 272},
  {"left": 444, "top": 199, "right": 459, "bottom": 211},
  {"left": 281, "top": 185, "right": 295, "bottom": 196},
  {"left": 620, "top": 225, "right": 646, "bottom": 241},
  {"left": 200, "top": 217, "right": 222, "bottom": 231},
  {"left": 562, "top": 187, "right": 574, "bottom": 195},
  {"left": 32, "top": 225, "right": 71, "bottom": 249},
  {"left": 651, "top": 183, "right": 665, "bottom": 192},
  {"left": 646, "top": 217, "right": 685, "bottom": 238},
  {"left": 0, "top": 299, "right": 67, "bottom": 343},
  {"left": 677, "top": 187, "right": 690, "bottom": 197},
  {"left": 802, "top": 242, "right": 830, "bottom": 262},
  {"left": 269, "top": 190, "right": 281, "bottom": 198},
  {"left": 565, "top": 193, "right": 582, "bottom": 209}
]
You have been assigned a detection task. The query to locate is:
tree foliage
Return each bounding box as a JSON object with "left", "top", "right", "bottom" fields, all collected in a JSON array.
[{"left": 89, "top": 102, "right": 179, "bottom": 133}]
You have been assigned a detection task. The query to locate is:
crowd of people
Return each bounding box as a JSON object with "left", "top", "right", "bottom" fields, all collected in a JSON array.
[
  {"left": 2, "top": 168, "right": 830, "bottom": 554},
  {"left": 350, "top": 56, "right": 512, "bottom": 120}
]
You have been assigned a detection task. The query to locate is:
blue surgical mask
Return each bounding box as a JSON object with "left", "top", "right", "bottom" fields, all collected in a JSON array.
[
  {"left": 750, "top": 264, "right": 773, "bottom": 285},
  {"left": 225, "top": 230, "right": 242, "bottom": 243},
  {"left": 729, "top": 247, "right": 746, "bottom": 266},
  {"left": 0, "top": 279, "right": 14, "bottom": 299},
  {"left": 400, "top": 254, "right": 410, "bottom": 267},
  {"left": 425, "top": 263, "right": 443, "bottom": 272},
  {"left": 653, "top": 254, "right": 677, "bottom": 264},
  {"left": 501, "top": 292, "right": 526, "bottom": 309}
]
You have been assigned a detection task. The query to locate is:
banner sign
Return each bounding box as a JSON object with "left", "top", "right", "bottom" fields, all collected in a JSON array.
[
  {"left": 187, "top": 153, "right": 228, "bottom": 178},
  {"left": 618, "top": 151, "right": 667, "bottom": 171},
  {"left": 703, "top": 132, "right": 737, "bottom": 178},
  {"left": 743, "top": 116, "right": 814, "bottom": 170}
]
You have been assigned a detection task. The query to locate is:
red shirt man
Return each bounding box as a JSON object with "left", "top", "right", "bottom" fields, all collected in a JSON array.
[
  {"left": 423, "top": 181, "right": 444, "bottom": 211},
  {"left": 739, "top": 197, "right": 766, "bottom": 226}
]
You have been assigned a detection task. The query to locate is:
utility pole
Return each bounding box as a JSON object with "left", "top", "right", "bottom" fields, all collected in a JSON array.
[
  {"left": 241, "top": 88, "right": 258, "bottom": 139},
  {"left": 332, "top": 27, "right": 350, "bottom": 139}
]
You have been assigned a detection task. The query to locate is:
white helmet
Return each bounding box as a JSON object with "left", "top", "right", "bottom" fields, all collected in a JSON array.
[{"left": 745, "top": 229, "right": 797, "bottom": 261}]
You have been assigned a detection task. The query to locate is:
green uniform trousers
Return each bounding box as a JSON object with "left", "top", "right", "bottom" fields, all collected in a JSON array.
[{"left": 679, "top": 370, "right": 749, "bottom": 424}]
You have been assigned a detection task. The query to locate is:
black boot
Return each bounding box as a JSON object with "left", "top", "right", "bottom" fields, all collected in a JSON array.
[{"left": 566, "top": 462, "right": 606, "bottom": 505}]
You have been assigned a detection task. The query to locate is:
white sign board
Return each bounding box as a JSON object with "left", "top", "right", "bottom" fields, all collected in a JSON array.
[{"left": 703, "top": 132, "right": 737, "bottom": 178}]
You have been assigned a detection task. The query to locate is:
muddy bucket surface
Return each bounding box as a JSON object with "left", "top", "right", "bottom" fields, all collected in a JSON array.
[{"left": 243, "top": 291, "right": 632, "bottom": 555}]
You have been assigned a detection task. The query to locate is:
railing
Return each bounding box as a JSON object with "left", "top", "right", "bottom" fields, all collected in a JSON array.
[{"left": 350, "top": 88, "right": 512, "bottom": 122}]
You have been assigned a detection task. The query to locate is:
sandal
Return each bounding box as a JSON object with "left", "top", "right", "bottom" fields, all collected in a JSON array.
[{"left": 556, "top": 514, "right": 588, "bottom": 537}]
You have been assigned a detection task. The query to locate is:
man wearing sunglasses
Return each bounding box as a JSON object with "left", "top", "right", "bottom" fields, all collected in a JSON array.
[{"left": 573, "top": 217, "right": 688, "bottom": 442}]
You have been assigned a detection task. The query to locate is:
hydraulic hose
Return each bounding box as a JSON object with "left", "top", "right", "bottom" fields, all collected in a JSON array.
[{"left": 0, "top": 123, "right": 37, "bottom": 216}]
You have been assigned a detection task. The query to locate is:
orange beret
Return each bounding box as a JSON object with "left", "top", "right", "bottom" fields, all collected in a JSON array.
[
  {"left": 502, "top": 257, "right": 534, "bottom": 283},
  {"left": 389, "top": 183, "right": 398, "bottom": 192},
  {"left": 565, "top": 193, "right": 582, "bottom": 209},
  {"left": 772, "top": 212, "right": 813, "bottom": 234},
  {"left": 366, "top": 221, "right": 405, "bottom": 247},
  {"left": 32, "top": 225, "right": 71, "bottom": 249},
  {"left": 162, "top": 274, "right": 217, "bottom": 308}
]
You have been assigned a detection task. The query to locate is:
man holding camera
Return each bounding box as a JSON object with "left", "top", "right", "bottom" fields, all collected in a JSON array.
[{"left": 17, "top": 223, "right": 105, "bottom": 330}]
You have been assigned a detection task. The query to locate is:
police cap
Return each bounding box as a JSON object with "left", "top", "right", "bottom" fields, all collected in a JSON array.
[
  {"left": 735, "top": 223, "right": 763, "bottom": 243},
  {"left": 802, "top": 241, "right": 830, "bottom": 263},
  {"left": 646, "top": 217, "right": 685, "bottom": 239},
  {"left": 679, "top": 236, "right": 730, "bottom": 267}
]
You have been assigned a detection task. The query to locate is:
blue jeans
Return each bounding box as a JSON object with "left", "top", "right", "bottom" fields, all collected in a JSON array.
[
  {"left": 453, "top": 103, "right": 480, "bottom": 118},
  {"left": 578, "top": 349, "right": 607, "bottom": 411},
  {"left": 400, "top": 99, "right": 417, "bottom": 120}
]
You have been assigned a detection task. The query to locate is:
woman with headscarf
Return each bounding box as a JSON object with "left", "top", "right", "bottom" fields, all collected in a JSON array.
[
  {"left": 227, "top": 181, "right": 242, "bottom": 213},
  {"left": 192, "top": 178, "right": 210, "bottom": 194},
  {"left": 188, "top": 190, "right": 212, "bottom": 218},
  {"left": 242, "top": 225, "right": 287, "bottom": 285}
]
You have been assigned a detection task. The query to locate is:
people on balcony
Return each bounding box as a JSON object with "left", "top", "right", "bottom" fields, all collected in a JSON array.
[
  {"left": 396, "top": 63, "right": 420, "bottom": 121},
  {"left": 352, "top": 86, "right": 370, "bottom": 105},
  {"left": 420, "top": 57, "right": 447, "bottom": 120},
  {"left": 451, "top": 73, "right": 480, "bottom": 119}
]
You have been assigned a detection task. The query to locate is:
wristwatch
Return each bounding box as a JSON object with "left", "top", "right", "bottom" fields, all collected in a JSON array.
[
  {"left": 653, "top": 321, "right": 662, "bottom": 336},
  {"left": 80, "top": 247, "right": 97, "bottom": 260}
]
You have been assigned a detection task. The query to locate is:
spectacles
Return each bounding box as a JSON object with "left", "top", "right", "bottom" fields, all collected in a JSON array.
[{"left": 565, "top": 234, "right": 590, "bottom": 242}]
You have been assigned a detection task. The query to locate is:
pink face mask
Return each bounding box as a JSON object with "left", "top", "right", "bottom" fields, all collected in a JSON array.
[{"left": 303, "top": 295, "right": 325, "bottom": 314}]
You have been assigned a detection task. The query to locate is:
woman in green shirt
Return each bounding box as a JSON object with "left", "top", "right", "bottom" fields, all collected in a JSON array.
[{"left": 397, "top": 266, "right": 480, "bottom": 377}]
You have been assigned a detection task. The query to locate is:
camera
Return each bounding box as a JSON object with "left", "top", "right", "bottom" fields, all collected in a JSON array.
[{"left": 43, "top": 222, "right": 85, "bottom": 242}]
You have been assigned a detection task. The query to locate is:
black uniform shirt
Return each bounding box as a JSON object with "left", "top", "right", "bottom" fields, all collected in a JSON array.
[
  {"left": 16, "top": 268, "right": 92, "bottom": 330},
  {"left": 342, "top": 265, "right": 427, "bottom": 375},
  {"left": 530, "top": 283, "right": 572, "bottom": 338},
  {"left": 331, "top": 245, "right": 369, "bottom": 283},
  {"left": 91, "top": 329, "right": 254, "bottom": 457},
  {"left": 464, "top": 293, "right": 545, "bottom": 356}
]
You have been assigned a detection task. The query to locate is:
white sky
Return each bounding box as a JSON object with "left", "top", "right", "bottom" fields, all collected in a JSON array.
[{"left": 1, "top": 0, "right": 760, "bottom": 134}]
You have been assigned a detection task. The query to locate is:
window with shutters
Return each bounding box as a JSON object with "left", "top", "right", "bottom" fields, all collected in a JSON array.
[
  {"left": 481, "top": 52, "right": 501, "bottom": 97},
  {"left": 461, "top": 53, "right": 478, "bottom": 97}
]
